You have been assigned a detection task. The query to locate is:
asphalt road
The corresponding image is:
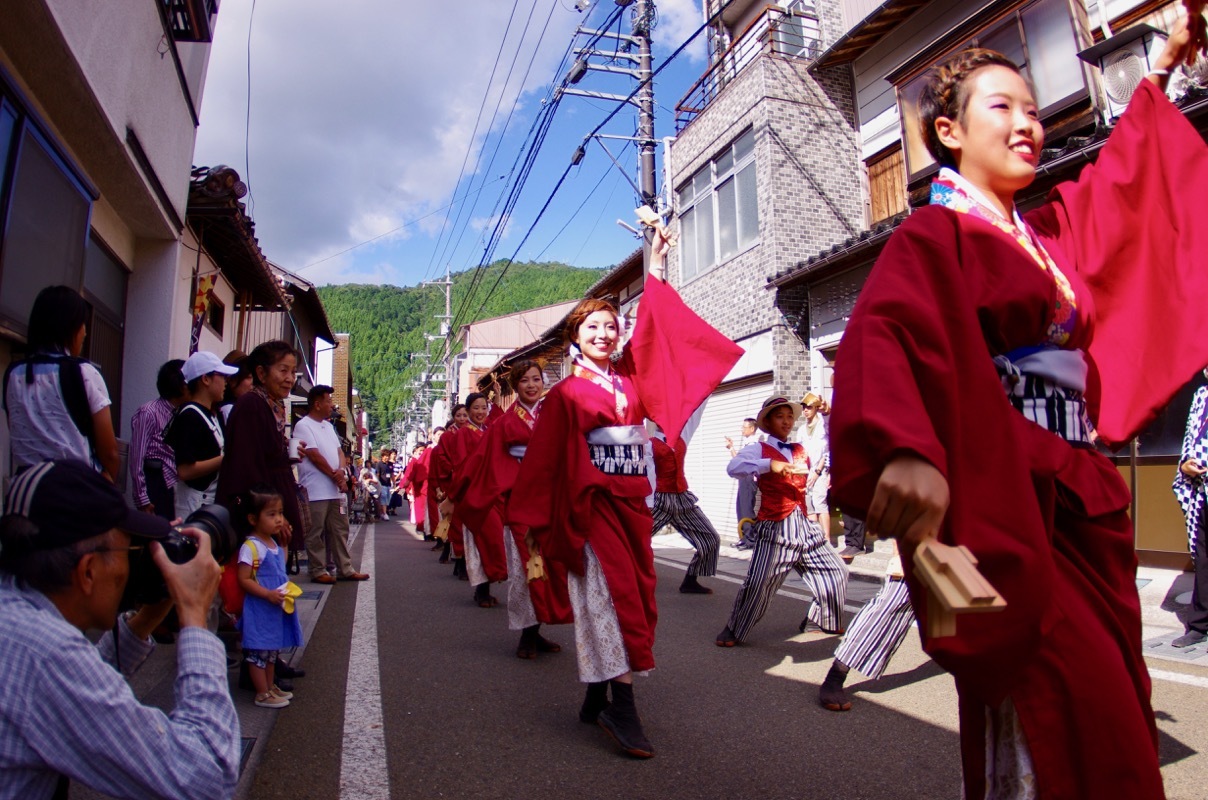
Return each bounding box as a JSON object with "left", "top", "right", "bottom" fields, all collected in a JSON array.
[{"left": 242, "top": 518, "right": 1208, "bottom": 800}]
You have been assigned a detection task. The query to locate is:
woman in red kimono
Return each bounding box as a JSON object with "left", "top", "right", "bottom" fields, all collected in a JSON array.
[
  {"left": 399, "top": 442, "right": 429, "bottom": 536},
  {"left": 422, "top": 428, "right": 444, "bottom": 548},
  {"left": 446, "top": 393, "right": 497, "bottom": 606},
  {"left": 511, "top": 232, "right": 742, "bottom": 759},
  {"left": 830, "top": 15, "right": 1208, "bottom": 799},
  {"left": 431, "top": 407, "right": 468, "bottom": 572},
  {"left": 459, "top": 359, "right": 573, "bottom": 658}
]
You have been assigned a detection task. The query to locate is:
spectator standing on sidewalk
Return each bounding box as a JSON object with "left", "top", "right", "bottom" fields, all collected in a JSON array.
[
  {"left": 4, "top": 286, "right": 119, "bottom": 482},
  {"left": 800, "top": 392, "right": 832, "bottom": 542},
  {"left": 128, "top": 360, "right": 188, "bottom": 521},
  {"left": 724, "top": 417, "right": 762, "bottom": 548},
  {"left": 166, "top": 351, "right": 237, "bottom": 518},
  {"left": 295, "top": 385, "right": 368, "bottom": 585},
  {"left": 1173, "top": 368, "right": 1208, "bottom": 647}
]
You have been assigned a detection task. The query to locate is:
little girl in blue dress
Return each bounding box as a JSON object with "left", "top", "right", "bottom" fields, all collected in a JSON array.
[{"left": 236, "top": 485, "right": 303, "bottom": 708}]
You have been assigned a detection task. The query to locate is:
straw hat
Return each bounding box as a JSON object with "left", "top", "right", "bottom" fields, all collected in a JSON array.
[{"left": 755, "top": 395, "right": 802, "bottom": 433}]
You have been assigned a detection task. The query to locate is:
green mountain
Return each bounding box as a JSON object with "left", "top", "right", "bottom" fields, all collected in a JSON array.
[{"left": 317, "top": 260, "right": 606, "bottom": 442}]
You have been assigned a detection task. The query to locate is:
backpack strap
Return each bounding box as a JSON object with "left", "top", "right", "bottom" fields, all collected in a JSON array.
[
  {"left": 244, "top": 537, "right": 262, "bottom": 579},
  {"left": 2, "top": 354, "right": 94, "bottom": 443}
]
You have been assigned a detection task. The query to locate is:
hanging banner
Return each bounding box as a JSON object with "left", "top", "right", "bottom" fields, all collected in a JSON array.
[{"left": 189, "top": 274, "right": 216, "bottom": 355}]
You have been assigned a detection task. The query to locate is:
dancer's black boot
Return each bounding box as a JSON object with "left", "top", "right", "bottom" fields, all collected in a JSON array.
[
  {"left": 452, "top": 557, "right": 467, "bottom": 580},
  {"left": 596, "top": 680, "right": 654, "bottom": 758},
  {"left": 578, "top": 681, "right": 609, "bottom": 723},
  {"left": 438, "top": 541, "right": 451, "bottom": 563},
  {"left": 474, "top": 582, "right": 494, "bottom": 607}
]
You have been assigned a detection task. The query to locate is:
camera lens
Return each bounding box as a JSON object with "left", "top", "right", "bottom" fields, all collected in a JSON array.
[{"left": 121, "top": 504, "right": 239, "bottom": 608}]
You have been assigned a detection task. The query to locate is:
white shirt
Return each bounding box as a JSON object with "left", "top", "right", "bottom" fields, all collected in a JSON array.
[
  {"left": 799, "top": 415, "right": 828, "bottom": 471},
  {"left": 237, "top": 537, "right": 278, "bottom": 567},
  {"left": 5, "top": 357, "right": 110, "bottom": 470},
  {"left": 727, "top": 435, "right": 797, "bottom": 478},
  {"left": 293, "top": 415, "right": 344, "bottom": 502}
]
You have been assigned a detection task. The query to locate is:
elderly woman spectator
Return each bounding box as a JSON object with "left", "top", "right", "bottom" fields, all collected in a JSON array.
[{"left": 216, "top": 340, "right": 303, "bottom": 550}]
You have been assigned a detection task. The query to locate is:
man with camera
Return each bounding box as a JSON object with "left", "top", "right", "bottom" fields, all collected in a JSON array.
[{"left": 0, "top": 460, "right": 240, "bottom": 799}]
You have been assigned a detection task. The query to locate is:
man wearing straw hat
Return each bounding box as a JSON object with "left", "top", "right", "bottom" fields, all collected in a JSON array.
[{"left": 716, "top": 396, "right": 848, "bottom": 647}]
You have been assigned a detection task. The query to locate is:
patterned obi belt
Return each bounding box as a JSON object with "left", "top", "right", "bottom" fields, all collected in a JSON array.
[
  {"left": 993, "top": 347, "right": 1093, "bottom": 446},
  {"left": 586, "top": 425, "right": 650, "bottom": 476}
]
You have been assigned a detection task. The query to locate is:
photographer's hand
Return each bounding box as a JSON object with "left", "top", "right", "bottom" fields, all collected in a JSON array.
[
  {"left": 124, "top": 598, "right": 175, "bottom": 641},
  {"left": 151, "top": 528, "right": 221, "bottom": 630}
]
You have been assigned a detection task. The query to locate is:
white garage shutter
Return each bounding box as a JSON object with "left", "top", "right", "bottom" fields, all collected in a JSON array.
[{"left": 682, "top": 374, "right": 773, "bottom": 543}]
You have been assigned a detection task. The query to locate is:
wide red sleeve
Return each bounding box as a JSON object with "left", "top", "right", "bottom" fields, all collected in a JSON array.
[
  {"left": 430, "top": 430, "right": 458, "bottom": 495},
  {"left": 459, "top": 417, "right": 521, "bottom": 521},
  {"left": 830, "top": 208, "right": 1059, "bottom": 705},
  {"left": 509, "top": 386, "right": 606, "bottom": 575},
  {"left": 625, "top": 276, "right": 743, "bottom": 446},
  {"left": 1027, "top": 80, "right": 1208, "bottom": 446}
]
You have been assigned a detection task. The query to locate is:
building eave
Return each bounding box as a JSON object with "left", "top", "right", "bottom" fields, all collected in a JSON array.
[{"left": 811, "top": 0, "right": 931, "bottom": 70}]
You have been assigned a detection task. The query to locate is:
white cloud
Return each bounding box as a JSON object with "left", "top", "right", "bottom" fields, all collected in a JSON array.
[
  {"left": 193, "top": 0, "right": 583, "bottom": 279},
  {"left": 654, "top": 0, "right": 707, "bottom": 62}
]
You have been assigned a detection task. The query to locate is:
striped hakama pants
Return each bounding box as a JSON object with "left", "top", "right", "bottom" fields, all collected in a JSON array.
[
  {"left": 651, "top": 490, "right": 720, "bottom": 577},
  {"left": 833, "top": 577, "right": 914, "bottom": 680},
  {"left": 725, "top": 508, "right": 848, "bottom": 642}
]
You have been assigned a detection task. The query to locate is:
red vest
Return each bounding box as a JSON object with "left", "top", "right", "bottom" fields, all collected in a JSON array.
[
  {"left": 651, "top": 437, "right": 688, "bottom": 494},
  {"left": 756, "top": 441, "right": 809, "bottom": 521}
]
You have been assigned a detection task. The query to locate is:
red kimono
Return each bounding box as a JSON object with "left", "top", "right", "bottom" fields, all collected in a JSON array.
[
  {"left": 459, "top": 401, "right": 573, "bottom": 623},
  {"left": 430, "top": 426, "right": 468, "bottom": 556},
  {"left": 831, "top": 81, "right": 1208, "bottom": 800},
  {"left": 450, "top": 422, "right": 507, "bottom": 582},
  {"left": 511, "top": 276, "right": 742, "bottom": 673},
  {"left": 400, "top": 451, "right": 428, "bottom": 529}
]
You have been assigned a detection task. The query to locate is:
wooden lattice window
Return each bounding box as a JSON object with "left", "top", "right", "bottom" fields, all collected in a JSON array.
[{"left": 867, "top": 146, "right": 906, "bottom": 224}]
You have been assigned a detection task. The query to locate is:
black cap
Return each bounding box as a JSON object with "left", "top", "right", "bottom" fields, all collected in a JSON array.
[{"left": 3, "top": 460, "right": 171, "bottom": 550}]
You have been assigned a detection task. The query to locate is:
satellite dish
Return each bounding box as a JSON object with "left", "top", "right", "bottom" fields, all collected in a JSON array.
[{"left": 1103, "top": 49, "right": 1144, "bottom": 104}]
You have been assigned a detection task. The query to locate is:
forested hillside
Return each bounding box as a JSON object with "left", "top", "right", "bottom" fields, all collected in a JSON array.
[{"left": 318, "top": 260, "right": 605, "bottom": 440}]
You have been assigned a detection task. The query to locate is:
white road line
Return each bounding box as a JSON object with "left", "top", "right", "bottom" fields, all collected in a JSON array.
[
  {"left": 1149, "top": 667, "right": 1208, "bottom": 689},
  {"left": 652, "top": 555, "right": 866, "bottom": 615},
  {"left": 339, "top": 523, "right": 390, "bottom": 799}
]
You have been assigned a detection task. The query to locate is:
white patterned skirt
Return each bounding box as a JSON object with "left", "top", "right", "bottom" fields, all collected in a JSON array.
[{"left": 567, "top": 543, "right": 648, "bottom": 683}]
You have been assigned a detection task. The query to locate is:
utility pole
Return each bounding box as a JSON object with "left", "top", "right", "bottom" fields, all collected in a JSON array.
[
  {"left": 634, "top": 0, "right": 656, "bottom": 211},
  {"left": 561, "top": 0, "right": 659, "bottom": 274},
  {"left": 421, "top": 264, "right": 454, "bottom": 415}
]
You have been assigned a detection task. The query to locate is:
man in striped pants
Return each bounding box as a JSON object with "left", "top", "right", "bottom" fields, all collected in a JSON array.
[
  {"left": 651, "top": 430, "right": 720, "bottom": 594},
  {"left": 819, "top": 546, "right": 915, "bottom": 710},
  {"left": 716, "top": 396, "right": 848, "bottom": 647}
]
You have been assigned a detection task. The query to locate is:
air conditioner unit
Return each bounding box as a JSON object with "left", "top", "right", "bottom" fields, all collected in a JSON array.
[{"left": 1077, "top": 24, "right": 1166, "bottom": 122}]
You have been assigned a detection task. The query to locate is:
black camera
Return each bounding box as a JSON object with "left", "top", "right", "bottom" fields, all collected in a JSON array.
[{"left": 121, "top": 504, "right": 238, "bottom": 608}]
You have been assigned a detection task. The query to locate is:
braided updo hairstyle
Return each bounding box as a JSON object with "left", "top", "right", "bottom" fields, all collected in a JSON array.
[{"left": 918, "top": 48, "right": 1023, "bottom": 169}]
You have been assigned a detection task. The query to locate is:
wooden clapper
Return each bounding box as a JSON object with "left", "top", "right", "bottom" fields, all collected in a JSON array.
[{"left": 912, "top": 539, "right": 1006, "bottom": 638}]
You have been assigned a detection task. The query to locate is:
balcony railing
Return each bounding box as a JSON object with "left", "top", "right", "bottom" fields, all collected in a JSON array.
[{"left": 675, "top": 4, "right": 822, "bottom": 131}]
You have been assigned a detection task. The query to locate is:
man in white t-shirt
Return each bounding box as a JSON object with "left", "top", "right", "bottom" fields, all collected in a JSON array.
[{"left": 294, "top": 385, "right": 368, "bottom": 585}]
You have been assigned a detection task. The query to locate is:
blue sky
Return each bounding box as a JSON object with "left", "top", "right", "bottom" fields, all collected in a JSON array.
[{"left": 192, "top": 0, "right": 709, "bottom": 290}]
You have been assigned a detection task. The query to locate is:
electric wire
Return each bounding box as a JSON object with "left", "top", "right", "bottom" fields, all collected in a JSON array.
[
  {"left": 454, "top": 2, "right": 726, "bottom": 328},
  {"left": 418, "top": 0, "right": 523, "bottom": 282}
]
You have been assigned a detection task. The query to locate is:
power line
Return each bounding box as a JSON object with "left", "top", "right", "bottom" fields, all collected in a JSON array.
[
  {"left": 419, "top": 0, "right": 523, "bottom": 282},
  {"left": 455, "top": 1, "right": 723, "bottom": 326}
]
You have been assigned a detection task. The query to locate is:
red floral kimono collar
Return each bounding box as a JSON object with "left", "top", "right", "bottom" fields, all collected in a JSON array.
[
  {"left": 931, "top": 167, "right": 1077, "bottom": 347},
  {"left": 572, "top": 355, "right": 628, "bottom": 423},
  {"left": 513, "top": 399, "right": 541, "bottom": 429}
]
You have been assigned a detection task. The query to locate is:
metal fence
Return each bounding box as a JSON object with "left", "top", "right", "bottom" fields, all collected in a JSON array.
[{"left": 675, "top": 5, "right": 822, "bottom": 132}]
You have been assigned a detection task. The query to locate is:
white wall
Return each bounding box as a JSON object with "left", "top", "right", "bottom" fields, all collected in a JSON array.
[{"left": 44, "top": 0, "right": 202, "bottom": 222}]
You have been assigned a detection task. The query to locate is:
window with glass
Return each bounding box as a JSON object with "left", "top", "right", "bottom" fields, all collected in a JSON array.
[
  {"left": 678, "top": 128, "right": 759, "bottom": 282},
  {"left": 896, "top": 0, "right": 1088, "bottom": 182},
  {"left": 0, "top": 90, "right": 93, "bottom": 339}
]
